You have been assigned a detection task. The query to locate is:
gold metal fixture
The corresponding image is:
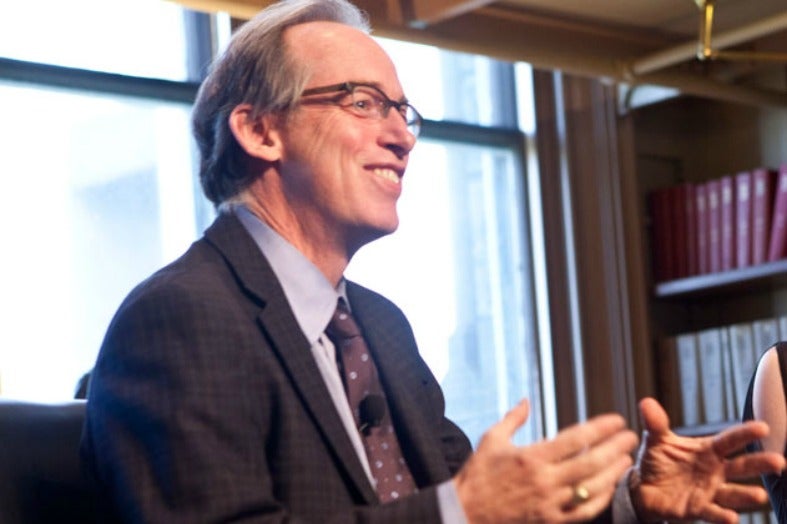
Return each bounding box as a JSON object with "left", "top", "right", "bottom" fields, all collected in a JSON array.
[{"left": 695, "top": 0, "right": 787, "bottom": 62}]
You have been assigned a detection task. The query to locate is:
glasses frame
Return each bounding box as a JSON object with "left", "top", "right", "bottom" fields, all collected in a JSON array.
[{"left": 300, "top": 81, "right": 422, "bottom": 137}]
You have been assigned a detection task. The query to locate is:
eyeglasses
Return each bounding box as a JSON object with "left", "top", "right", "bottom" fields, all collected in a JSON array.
[{"left": 300, "top": 82, "right": 422, "bottom": 137}]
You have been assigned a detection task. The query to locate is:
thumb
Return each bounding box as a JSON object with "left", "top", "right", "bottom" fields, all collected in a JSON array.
[
  {"left": 486, "top": 398, "right": 530, "bottom": 442},
  {"left": 638, "top": 397, "right": 670, "bottom": 439}
]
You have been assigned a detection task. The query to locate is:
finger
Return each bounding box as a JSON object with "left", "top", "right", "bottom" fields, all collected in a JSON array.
[
  {"left": 558, "top": 429, "right": 638, "bottom": 485},
  {"left": 544, "top": 414, "right": 628, "bottom": 462},
  {"left": 560, "top": 453, "right": 633, "bottom": 510},
  {"left": 725, "top": 451, "right": 786, "bottom": 480},
  {"left": 697, "top": 504, "right": 739, "bottom": 524},
  {"left": 555, "top": 430, "right": 638, "bottom": 485},
  {"left": 560, "top": 484, "right": 617, "bottom": 524},
  {"left": 712, "top": 421, "right": 770, "bottom": 457},
  {"left": 483, "top": 399, "right": 530, "bottom": 444},
  {"left": 713, "top": 482, "right": 770, "bottom": 511},
  {"left": 559, "top": 456, "right": 632, "bottom": 522}
]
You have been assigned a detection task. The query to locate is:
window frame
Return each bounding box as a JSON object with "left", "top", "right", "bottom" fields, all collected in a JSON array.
[{"left": 0, "top": 13, "right": 548, "bottom": 440}]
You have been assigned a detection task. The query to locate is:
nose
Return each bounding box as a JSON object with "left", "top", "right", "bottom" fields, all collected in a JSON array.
[{"left": 380, "top": 111, "right": 417, "bottom": 159}]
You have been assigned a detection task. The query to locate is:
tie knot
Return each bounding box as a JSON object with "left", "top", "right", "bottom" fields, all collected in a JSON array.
[{"left": 325, "top": 299, "right": 361, "bottom": 341}]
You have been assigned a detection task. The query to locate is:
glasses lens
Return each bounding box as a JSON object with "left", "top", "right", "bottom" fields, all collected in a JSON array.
[
  {"left": 348, "top": 84, "right": 421, "bottom": 137},
  {"left": 405, "top": 105, "right": 421, "bottom": 137},
  {"left": 349, "top": 86, "right": 383, "bottom": 117}
]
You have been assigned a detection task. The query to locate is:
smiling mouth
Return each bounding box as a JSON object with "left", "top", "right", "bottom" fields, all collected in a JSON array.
[{"left": 373, "top": 167, "right": 400, "bottom": 184}]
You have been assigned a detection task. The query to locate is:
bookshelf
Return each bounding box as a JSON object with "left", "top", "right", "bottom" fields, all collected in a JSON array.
[
  {"left": 655, "top": 259, "right": 787, "bottom": 299},
  {"left": 626, "top": 94, "right": 787, "bottom": 524},
  {"left": 673, "top": 420, "right": 734, "bottom": 438},
  {"left": 629, "top": 94, "right": 787, "bottom": 430}
]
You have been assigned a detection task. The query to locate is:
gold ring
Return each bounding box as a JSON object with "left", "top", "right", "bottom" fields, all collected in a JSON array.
[{"left": 571, "top": 484, "right": 590, "bottom": 505}]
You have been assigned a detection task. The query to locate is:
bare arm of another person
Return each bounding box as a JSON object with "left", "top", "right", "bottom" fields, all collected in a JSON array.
[{"left": 752, "top": 347, "right": 787, "bottom": 458}]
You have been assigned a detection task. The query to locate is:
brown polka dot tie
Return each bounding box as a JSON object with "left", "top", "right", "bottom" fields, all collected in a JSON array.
[{"left": 325, "top": 298, "right": 417, "bottom": 503}]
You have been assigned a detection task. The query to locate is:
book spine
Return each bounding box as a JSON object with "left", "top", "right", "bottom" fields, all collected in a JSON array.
[
  {"left": 767, "top": 164, "right": 787, "bottom": 262},
  {"left": 706, "top": 179, "right": 722, "bottom": 273},
  {"left": 695, "top": 183, "right": 709, "bottom": 274},
  {"left": 751, "top": 168, "right": 775, "bottom": 265},
  {"left": 734, "top": 171, "right": 752, "bottom": 268},
  {"left": 752, "top": 318, "right": 780, "bottom": 353},
  {"left": 720, "top": 328, "right": 736, "bottom": 419},
  {"left": 727, "top": 323, "right": 757, "bottom": 419},
  {"left": 671, "top": 184, "right": 689, "bottom": 278},
  {"left": 697, "top": 328, "right": 726, "bottom": 424},
  {"left": 684, "top": 183, "right": 698, "bottom": 276},
  {"left": 720, "top": 175, "right": 736, "bottom": 271},
  {"left": 658, "top": 336, "right": 683, "bottom": 426},
  {"left": 675, "top": 333, "right": 702, "bottom": 426}
]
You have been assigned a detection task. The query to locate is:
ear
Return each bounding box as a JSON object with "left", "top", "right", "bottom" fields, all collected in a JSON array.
[{"left": 228, "top": 104, "right": 284, "bottom": 162}]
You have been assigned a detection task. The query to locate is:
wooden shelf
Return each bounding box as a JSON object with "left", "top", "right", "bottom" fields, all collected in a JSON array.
[
  {"left": 673, "top": 420, "right": 734, "bottom": 437},
  {"left": 654, "top": 259, "right": 787, "bottom": 299}
]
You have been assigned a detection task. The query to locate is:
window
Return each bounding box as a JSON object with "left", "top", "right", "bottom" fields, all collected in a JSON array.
[
  {"left": 0, "top": 82, "right": 200, "bottom": 400},
  {"left": 0, "top": 0, "right": 190, "bottom": 81},
  {"left": 347, "top": 40, "right": 545, "bottom": 446},
  {"left": 0, "top": 3, "right": 550, "bottom": 447},
  {"left": 0, "top": 0, "right": 204, "bottom": 400}
]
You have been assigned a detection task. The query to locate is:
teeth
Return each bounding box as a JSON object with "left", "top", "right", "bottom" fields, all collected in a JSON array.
[{"left": 373, "top": 168, "right": 400, "bottom": 183}]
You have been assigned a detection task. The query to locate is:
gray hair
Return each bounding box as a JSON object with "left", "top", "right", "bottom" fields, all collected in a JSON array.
[{"left": 192, "top": 0, "right": 370, "bottom": 205}]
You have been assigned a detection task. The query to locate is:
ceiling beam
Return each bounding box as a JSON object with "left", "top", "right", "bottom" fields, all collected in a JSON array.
[
  {"left": 164, "top": 0, "right": 270, "bottom": 19},
  {"left": 163, "top": 0, "right": 787, "bottom": 108},
  {"left": 405, "top": 0, "right": 495, "bottom": 27},
  {"left": 368, "top": 6, "right": 787, "bottom": 107},
  {"left": 366, "top": 6, "right": 671, "bottom": 78}
]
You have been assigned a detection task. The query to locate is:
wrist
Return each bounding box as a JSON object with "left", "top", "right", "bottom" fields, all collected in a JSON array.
[{"left": 628, "top": 468, "right": 666, "bottom": 524}]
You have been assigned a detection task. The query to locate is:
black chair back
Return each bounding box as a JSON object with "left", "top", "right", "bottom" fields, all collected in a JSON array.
[{"left": 0, "top": 399, "right": 97, "bottom": 523}]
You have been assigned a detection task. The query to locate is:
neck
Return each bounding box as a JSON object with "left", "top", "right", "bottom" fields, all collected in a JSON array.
[{"left": 236, "top": 189, "right": 351, "bottom": 287}]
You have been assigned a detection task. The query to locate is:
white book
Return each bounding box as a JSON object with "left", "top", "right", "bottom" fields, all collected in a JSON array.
[
  {"left": 696, "top": 328, "right": 727, "bottom": 424},
  {"left": 674, "top": 333, "right": 702, "bottom": 426},
  {"left": 727, "top": 323, "right": 758, "bottom": 418},
  {"left": 749, "top": 510, "right": 769, "bottom": 524},
  {"left": 719, "top": 328, "right": 736, "bottom": 419},
  {"left": 752, "top": 317, "right": 780, "bottom": 354},
  {"left": 777, "top": 313, "right": 787, "bottom": 341}
]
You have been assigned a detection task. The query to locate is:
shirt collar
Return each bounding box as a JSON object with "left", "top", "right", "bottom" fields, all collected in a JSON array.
[{"left": 230, "top": 203, "right": 340, "bottom": 344}]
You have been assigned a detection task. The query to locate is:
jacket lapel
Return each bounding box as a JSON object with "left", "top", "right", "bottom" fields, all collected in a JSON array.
[{"left": 203, "top": 213, "right": 378, "bottom": 503}]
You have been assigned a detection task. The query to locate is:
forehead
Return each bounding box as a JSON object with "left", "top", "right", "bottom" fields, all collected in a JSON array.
[{"left": 285, "top": 21, "right": 402, "bottom": 91}]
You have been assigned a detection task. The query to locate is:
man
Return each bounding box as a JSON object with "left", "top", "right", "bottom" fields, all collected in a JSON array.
[{"left": 81, "top": 1, "right": 784, "bottom": 522}]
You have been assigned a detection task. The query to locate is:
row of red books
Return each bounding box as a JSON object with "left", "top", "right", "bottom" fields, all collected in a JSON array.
[{"left": 649, "top": 164, "right": 787, "bottom": 282}]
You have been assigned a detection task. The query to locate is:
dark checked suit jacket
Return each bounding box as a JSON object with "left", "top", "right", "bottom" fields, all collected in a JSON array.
[{"left": 80, "top": 211, "right": 473, "bottom": 523}]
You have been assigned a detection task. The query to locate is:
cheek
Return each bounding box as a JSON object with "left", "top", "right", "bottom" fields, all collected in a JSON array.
[
  {"left": 283, "top": 111, "right": 371, "bottom": 188},
  {"left": 294, "top": 107, "right": 369, "bottom": 150}
]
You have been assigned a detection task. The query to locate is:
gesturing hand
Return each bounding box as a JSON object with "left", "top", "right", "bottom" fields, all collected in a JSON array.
[
  {"left": 454, "top": 399, "right": 638, "bottom": 524},
  {"left": 630, "top": 397, "right": 786, "bottom": 524}
]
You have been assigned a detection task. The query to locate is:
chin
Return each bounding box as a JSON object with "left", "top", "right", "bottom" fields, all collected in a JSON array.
[
  {"left": 349, "top": 221, "right": 399, "bottom": 251},
  {"left": 377, "top": 217, "right": 400, "bottom": 237},
  {"left": 363, "top": 211, "right": 399, "bottom": 237}
]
